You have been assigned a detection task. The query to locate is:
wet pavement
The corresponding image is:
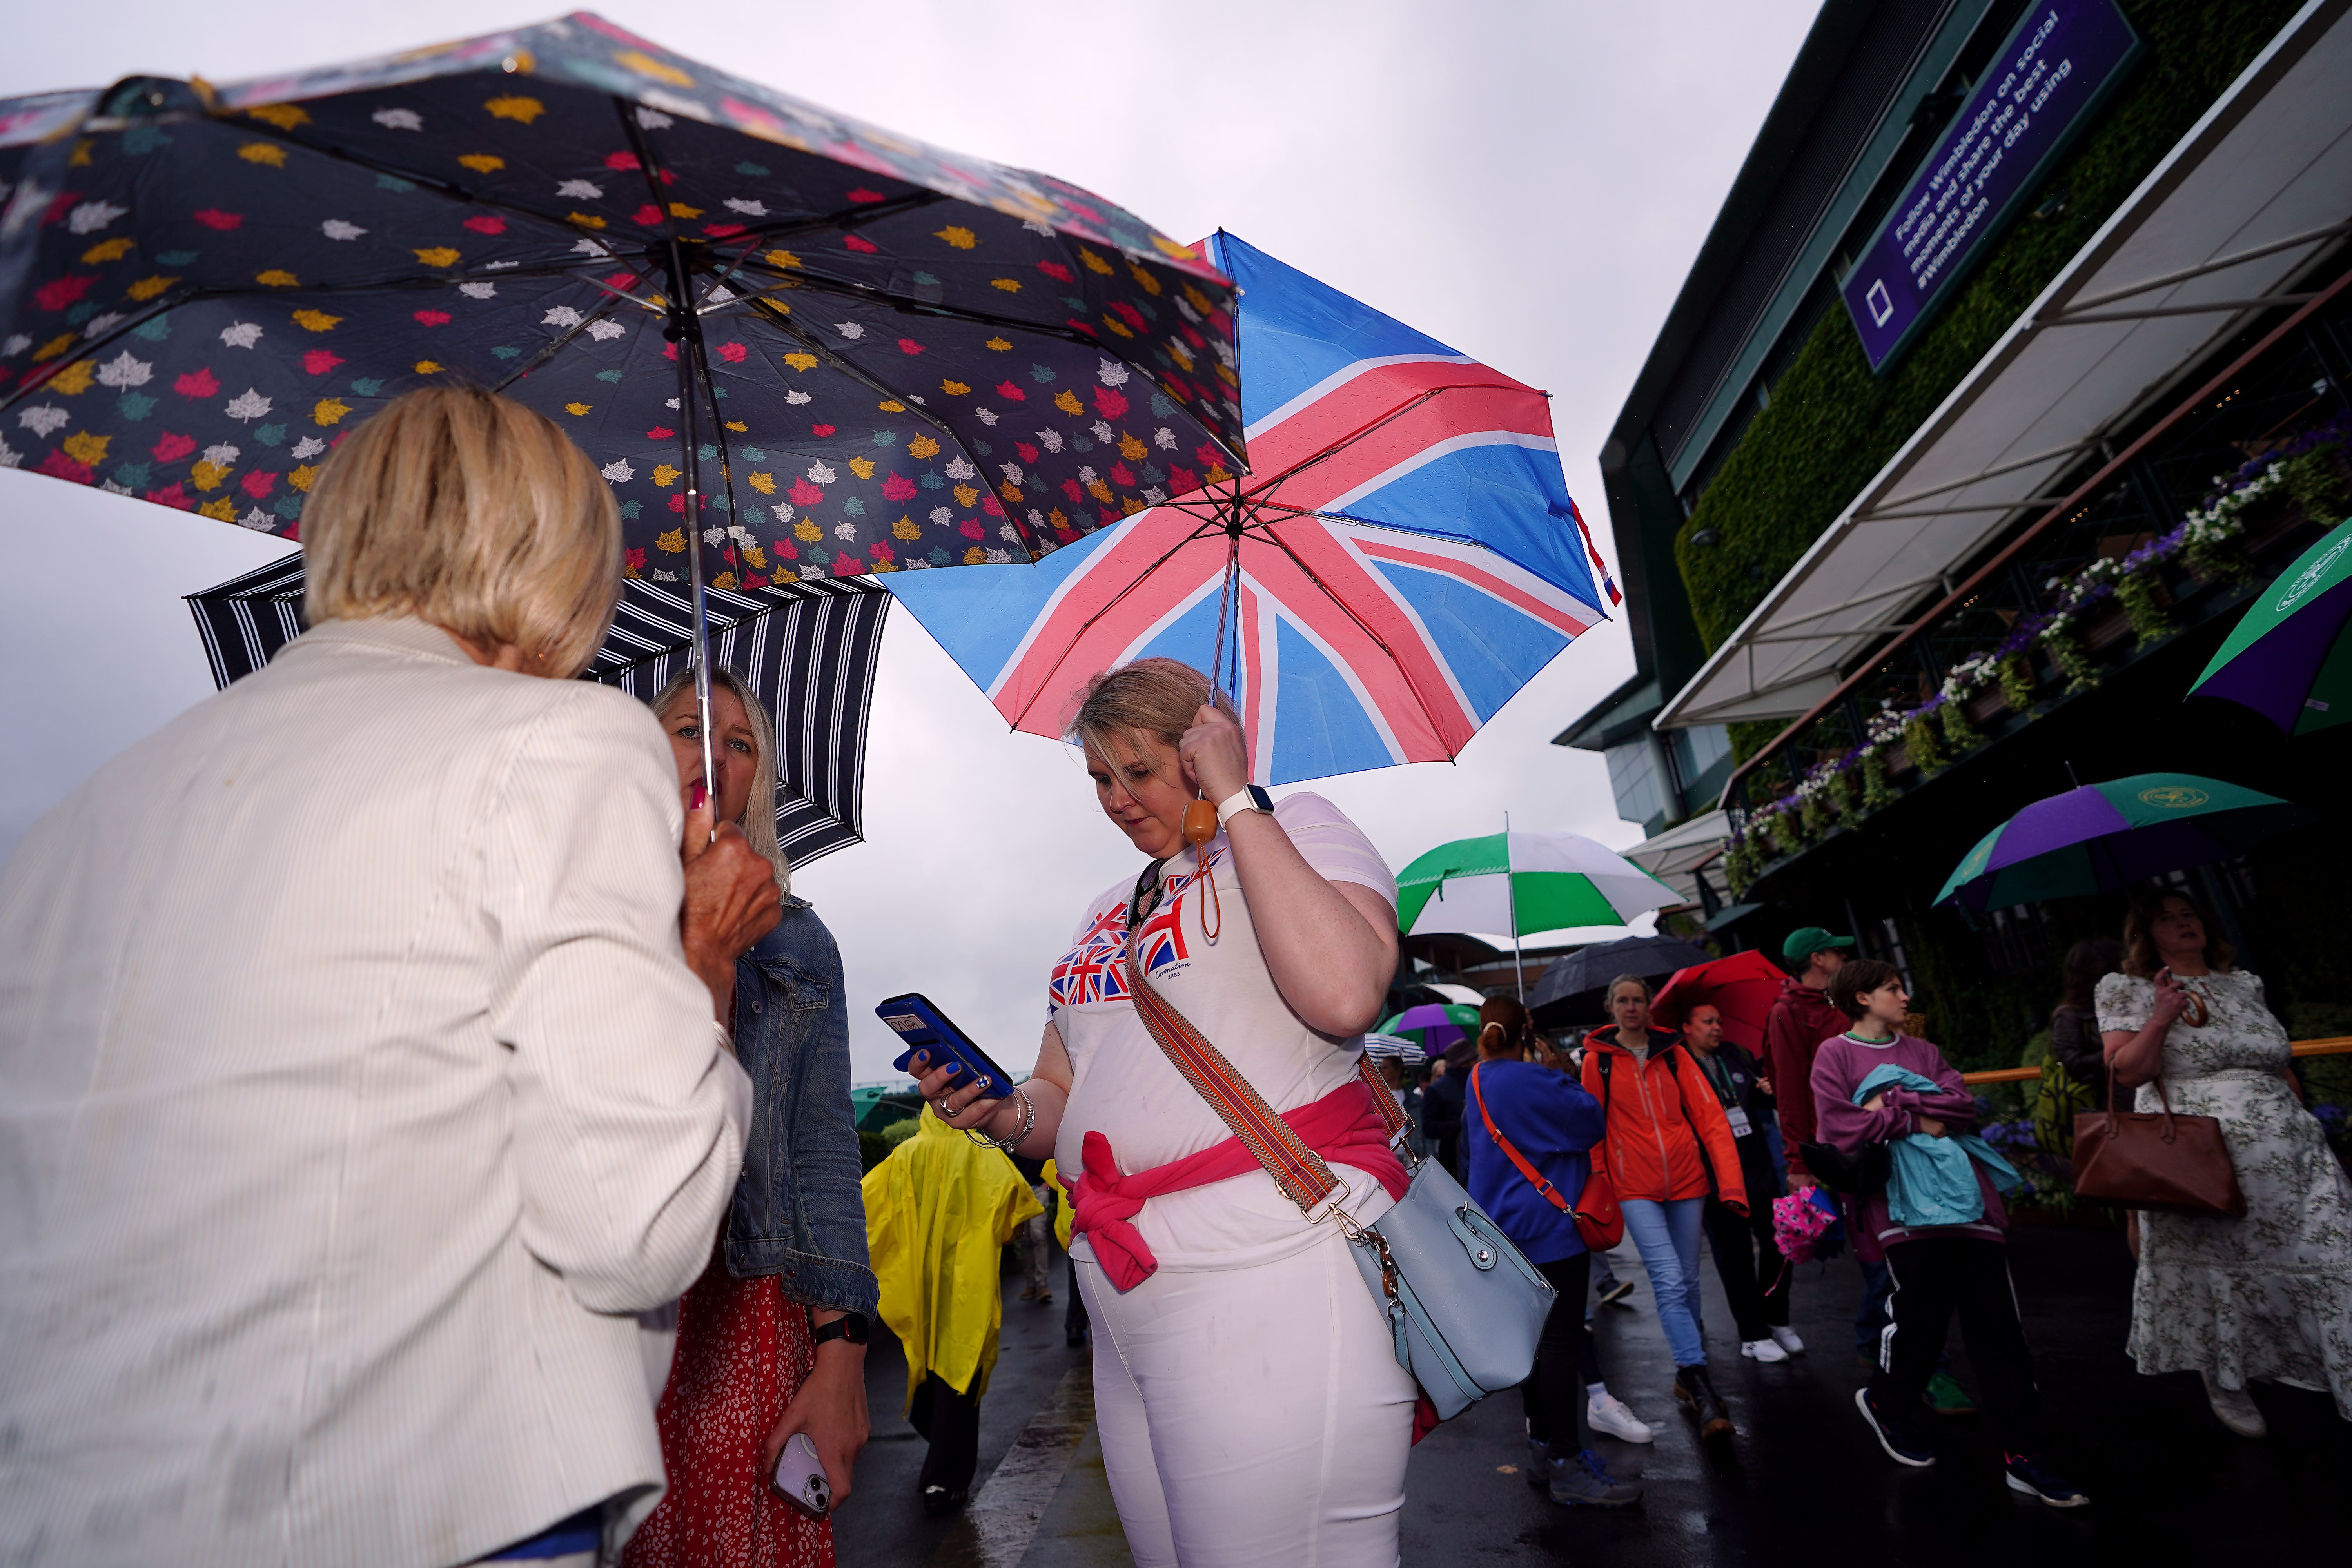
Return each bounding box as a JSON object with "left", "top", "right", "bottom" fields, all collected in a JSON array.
[{"left": 837, "top": 1223, "right": 2352, "bottom": 1566}]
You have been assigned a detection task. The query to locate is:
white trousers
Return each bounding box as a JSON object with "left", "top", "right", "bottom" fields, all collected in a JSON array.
[{"left": 1077, "top": 1230, "right": 1416, "bottom": 1568}]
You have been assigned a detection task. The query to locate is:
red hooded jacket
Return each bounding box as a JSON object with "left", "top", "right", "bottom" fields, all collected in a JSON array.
[
  {"left": 1579, "top": 1026, "right": 1747, "bottom": 1212},
  {"left": 1762, "top": 979, "right": 1847, "bottom": 1180}
]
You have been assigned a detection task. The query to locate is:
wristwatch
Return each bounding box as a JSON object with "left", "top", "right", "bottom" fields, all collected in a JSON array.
[
  {"left": 810, "top": 1311, "right": 871, "bottom": 1349},
  {"left": 1215, "top": 784, "right": 1274, "bottom": 828}
]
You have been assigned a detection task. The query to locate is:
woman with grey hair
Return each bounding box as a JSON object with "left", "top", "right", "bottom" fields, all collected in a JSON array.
[
  {"left": 906, "top": 656, "right": 1412, "bottom": 1567},
  {"left": 624, "top": 669, "right": 876, "bottom": 1567},
  {"left": 0, "top": 385, "right": 777, "bottom": 1567}
]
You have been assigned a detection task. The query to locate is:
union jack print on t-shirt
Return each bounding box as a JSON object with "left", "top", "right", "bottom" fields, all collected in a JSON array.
[
  {"left": 1047, "top": 851, "right": 1223, "bottom": 1008},
  {"left": 1049, "top": 903, "right": 1131, "bottom": 1009},
  {"left": 1133, "top": 897, "right": 1190, "bottom": 977}
]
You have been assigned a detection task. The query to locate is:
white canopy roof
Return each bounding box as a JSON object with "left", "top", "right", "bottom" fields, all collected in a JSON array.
[
  {"left": 1624, "top": 809, "right": 1730, "bottom": 905},
  {"left": 1659, "top": 0, "right": 2352, "bottom": 731}
]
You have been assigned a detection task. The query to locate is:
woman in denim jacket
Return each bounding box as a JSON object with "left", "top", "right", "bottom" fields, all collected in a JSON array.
[{"left": 627, "top": 670, "right": 879, "bottom": 1568}]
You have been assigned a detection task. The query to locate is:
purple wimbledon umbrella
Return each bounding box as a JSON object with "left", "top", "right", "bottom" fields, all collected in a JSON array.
[
  {"left": 1934, "top": 772, "right": 2319, "bottom": 911},
  {"left": 1378, "top": 1003, "right": 1480, "bottom": 1055},
  {"left": 2188, "top": 517, "right": 2352, "bottom": 735}
]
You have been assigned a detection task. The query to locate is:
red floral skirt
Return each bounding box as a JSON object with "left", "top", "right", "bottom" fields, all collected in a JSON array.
[{"left": 622, "top": 1246, "right": 835, "bottom": 1568}]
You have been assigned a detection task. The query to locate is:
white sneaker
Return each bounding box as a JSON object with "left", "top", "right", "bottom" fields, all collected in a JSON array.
[
  {"left": 1769, "top": 1325, "right": 1806, "bottom": 1356},
  {"left": 2202, "top": 1372, "right": 2267, "bottom": 1439},
  {"left": 1587, "top": 1392, "right": 1655, "bottom": 1444},
  {"left": 1740, "top": 1337, "right": 1789, "bottom": 1363}
]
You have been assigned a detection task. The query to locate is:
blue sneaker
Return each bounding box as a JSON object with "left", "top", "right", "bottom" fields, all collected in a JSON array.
[
  {"left": 1524, "top": 1436, "right": 1551, "bottom": 1489},
  {"left": 1855, "top": 1387, "right": 1935, "bottom": 1468},
  {"left": 1548, "top": 1448, "right": 1641, "bottom": 1508},
  {"left": 2005, "top": 1453, "right": 2090, "bottom": 1508}
]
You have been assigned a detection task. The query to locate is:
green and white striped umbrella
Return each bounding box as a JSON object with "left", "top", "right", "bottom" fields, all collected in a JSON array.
[{"left": 1395, "top": 831, "right": 1678, "bottom": 937}]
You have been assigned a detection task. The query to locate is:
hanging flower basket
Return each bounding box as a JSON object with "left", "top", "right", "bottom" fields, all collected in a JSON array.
[
  {"left": 1998, "top": 653, "right": 2037, "bottom": 713},
  {"left": 1938, "top": 697, "right": 1980, "bottom": 753}
]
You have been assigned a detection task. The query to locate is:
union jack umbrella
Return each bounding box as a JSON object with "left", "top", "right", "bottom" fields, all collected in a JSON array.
[{"left": 884, "top": 232, "right": 1617, "bottom": 783}]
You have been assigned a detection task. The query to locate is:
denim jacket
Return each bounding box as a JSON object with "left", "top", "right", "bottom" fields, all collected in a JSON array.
[{"left": 723, "top": 895, "right": 878, "bottom": 1316}]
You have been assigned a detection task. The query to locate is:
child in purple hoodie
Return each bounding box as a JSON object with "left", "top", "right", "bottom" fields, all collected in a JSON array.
[{"left": 1812, "top": 960, "right": 2089, "bottom": 1509}]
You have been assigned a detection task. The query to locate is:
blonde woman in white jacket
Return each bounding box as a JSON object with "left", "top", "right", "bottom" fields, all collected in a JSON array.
[{"left": 0, "top": 387, "right": 780, "bottom": 1567}]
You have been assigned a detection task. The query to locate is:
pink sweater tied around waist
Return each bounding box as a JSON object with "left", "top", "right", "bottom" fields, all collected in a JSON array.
[{"left": 1060, "top": 1078, "right": 1410, "bottom": 1292}]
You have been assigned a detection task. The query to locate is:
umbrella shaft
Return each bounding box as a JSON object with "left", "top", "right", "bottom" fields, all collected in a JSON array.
[
  {"left": 666, "top": 240, "right": 717, "bottom": 836},
  {"left": 1209, "top": 490, "right": 1242, "bottom": 700}
]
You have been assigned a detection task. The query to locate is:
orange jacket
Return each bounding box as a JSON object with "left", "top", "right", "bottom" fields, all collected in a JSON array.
[{"left": 1580, "top": 1027, "right": 1748, "bottom": 1213}]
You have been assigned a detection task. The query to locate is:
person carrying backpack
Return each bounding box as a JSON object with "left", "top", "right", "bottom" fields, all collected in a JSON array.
[{"left": 1580, "top": 976, "right": 1748, "bottom": 1441}]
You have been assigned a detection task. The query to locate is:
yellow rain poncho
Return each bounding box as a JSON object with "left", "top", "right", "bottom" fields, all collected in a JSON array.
[
  {"left": 863, "top": 1107, "right": 1043, "bottom": 1412},
  {"left": 1041, "top": 1158, "right": 1074, "bottom": 1252}
]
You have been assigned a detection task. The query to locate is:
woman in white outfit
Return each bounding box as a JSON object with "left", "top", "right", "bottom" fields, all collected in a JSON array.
[{"left": 911, "top": 658, "right": 1413, "bottom": 1568}]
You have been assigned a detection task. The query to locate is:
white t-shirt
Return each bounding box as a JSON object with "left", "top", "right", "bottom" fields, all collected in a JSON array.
[{"left": 1049, "top": 793, "right": 1397, "bottom": 1272}]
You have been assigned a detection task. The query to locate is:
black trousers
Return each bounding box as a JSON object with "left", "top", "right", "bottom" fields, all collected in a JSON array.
[
  {"left": 1869, "top": 1238, "right": 2042, "bottom": 1452},
  {"left": 1518, "top": 1253, "right": 1594, "bottom": 1453},
  {"left": 1065, "top": 1249, "right": 1090, "bottom": 1341},
  {"left": 909, "top": 1372, "right": 982, "bottom": 1496},
  {"left": 1704, "top": 1192, "right": 1790, "bottom": 1341}
]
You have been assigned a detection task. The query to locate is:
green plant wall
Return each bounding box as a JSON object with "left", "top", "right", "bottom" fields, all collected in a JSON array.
[{"left": 1676, "top": 0, "right": 2308, "bottom": 766}]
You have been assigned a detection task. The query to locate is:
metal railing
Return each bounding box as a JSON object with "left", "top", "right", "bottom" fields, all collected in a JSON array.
[{"left": 1960, "top": 1035, "right": 2352, "bottom": 1085}]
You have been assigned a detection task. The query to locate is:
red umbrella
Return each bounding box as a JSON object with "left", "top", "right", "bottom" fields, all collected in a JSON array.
[{"left": 1650, "top": 951, "right": 1788, "bottom": 1052}]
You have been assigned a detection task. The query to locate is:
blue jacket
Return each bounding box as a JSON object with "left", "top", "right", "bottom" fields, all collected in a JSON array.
[
  {"left": 1461, "top": 1059, "right": 1607, "bottom": 1266},
  {"left": 723, "top": 897, "right": 878, "bottom": 1316},
  {"left": 1852, "top": 1064, "right": 2018, "bottom": 1231}
]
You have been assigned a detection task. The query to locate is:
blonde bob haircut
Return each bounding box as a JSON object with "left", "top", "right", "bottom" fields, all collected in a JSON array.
[
  {"left": 302, "top": 384, "right": 621, "bottom": 679},
  {"left": 1064, "top": 657, "right": 1240, "bottom": 773},
  {"left": 649, "top": 668, "right": 791, "bottom": 895}
]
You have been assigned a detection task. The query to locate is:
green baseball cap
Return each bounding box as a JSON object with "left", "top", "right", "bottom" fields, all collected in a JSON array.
[{"left": 1782, "top": 926, "right": 1856, "bottom": 963}]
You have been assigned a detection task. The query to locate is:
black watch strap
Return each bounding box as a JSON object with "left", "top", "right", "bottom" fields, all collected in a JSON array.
[{"left": 810, "top": 1311, "right": 870, "bottom": 1348}]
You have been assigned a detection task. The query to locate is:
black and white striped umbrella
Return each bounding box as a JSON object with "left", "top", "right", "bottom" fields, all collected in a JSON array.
[{"left": 187, "top": 555, "right": 891, "bottom": 867}]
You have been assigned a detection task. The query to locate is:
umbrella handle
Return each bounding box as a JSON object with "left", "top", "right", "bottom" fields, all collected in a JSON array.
[{"left": 1181, "top": 795, "right": 1223, "bottom": 941}]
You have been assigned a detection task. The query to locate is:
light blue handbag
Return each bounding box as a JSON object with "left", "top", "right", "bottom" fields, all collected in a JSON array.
[
  {"left": 1339, "top": 1145, "right": 1558, "bottom": 1420},
  {"left": 1127, "top": 946, "right": 1554, "bottom": 1422}
]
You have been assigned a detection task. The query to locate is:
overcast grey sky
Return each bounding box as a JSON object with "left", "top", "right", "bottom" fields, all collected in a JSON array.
[{"left": 0, "top": 0, "right": 1817, "bottom": 1080}]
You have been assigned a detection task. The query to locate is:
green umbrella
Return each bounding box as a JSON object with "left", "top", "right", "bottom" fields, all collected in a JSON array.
[
  {"left": 2187, "top": 516, "right": 2352, "bottom": 735},
  {"left": 849, "top": 1084, "right": 923, "bottom": 1133},
  {"left": 1395, "top": 830, "right": 1677, "bottom": 937},
  {"left": 1395, "top": 828, "right": 1678, "bottom": 1000}
]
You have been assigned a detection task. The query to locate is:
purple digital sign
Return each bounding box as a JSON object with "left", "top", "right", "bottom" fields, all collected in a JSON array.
[{"left": 1841, "top": 0, "right": 2143, "bottom": 373}]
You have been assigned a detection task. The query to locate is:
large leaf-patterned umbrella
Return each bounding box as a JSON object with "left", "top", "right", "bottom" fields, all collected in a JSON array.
[{"left": 0, "top": 10, "right": 1243, "bottom": 777}]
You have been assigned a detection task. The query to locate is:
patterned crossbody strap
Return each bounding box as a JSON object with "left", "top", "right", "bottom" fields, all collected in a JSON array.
[{"left": 1123, "top": 926, "right": 1401, "bottom": 1218}]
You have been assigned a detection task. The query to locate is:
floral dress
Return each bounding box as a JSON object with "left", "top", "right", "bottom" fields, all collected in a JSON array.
[
  {"left": 2096, "top": 970, "right": 2352, "bottom": 1414},
  {"left": 621, "top": 1242, "right": 833, "bottom": 1568}
]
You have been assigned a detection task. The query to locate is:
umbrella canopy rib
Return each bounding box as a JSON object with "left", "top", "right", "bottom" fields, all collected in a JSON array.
[
  {"left": 999, "top": 515, "right": 1227, "bottom": 733},
  {"left": 187, "top": 557, "right": 893, "bottom": 864}
]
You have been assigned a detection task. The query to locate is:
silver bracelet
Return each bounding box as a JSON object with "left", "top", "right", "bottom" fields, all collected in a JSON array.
[{"left": 963, "top": 1086, "right": 1035, "bottom": 1152}]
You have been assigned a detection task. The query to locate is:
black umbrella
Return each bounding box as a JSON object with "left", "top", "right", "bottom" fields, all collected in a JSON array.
[
  {"left": 1527, "top": 933, "right": 1713, "bottom": 1030},
  {"left": 188, "top": 551, "right": 889, "bottom": 865}
]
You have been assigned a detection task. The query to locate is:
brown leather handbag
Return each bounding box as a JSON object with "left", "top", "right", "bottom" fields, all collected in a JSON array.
[{"left": 2072, "top": 1067, "right": 2245, "bottom": 1217}]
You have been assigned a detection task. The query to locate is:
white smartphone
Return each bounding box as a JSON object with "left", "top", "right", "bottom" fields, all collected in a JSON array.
[{"left": 771, "top": 1432, "right": 831, "bottom": 1518}]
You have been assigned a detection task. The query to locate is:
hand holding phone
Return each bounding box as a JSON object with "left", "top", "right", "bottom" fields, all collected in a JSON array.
[
  {"left": 772, "top": 1432, "right": 831, "bottom": 1518},
  {"left": 878, "top": 993, "right": 1019, "bottom": 1102}
]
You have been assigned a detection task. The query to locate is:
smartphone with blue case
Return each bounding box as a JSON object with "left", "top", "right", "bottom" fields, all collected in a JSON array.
[{"left": 878, "top": 993, "right": 1020, "bottom": 1102}]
